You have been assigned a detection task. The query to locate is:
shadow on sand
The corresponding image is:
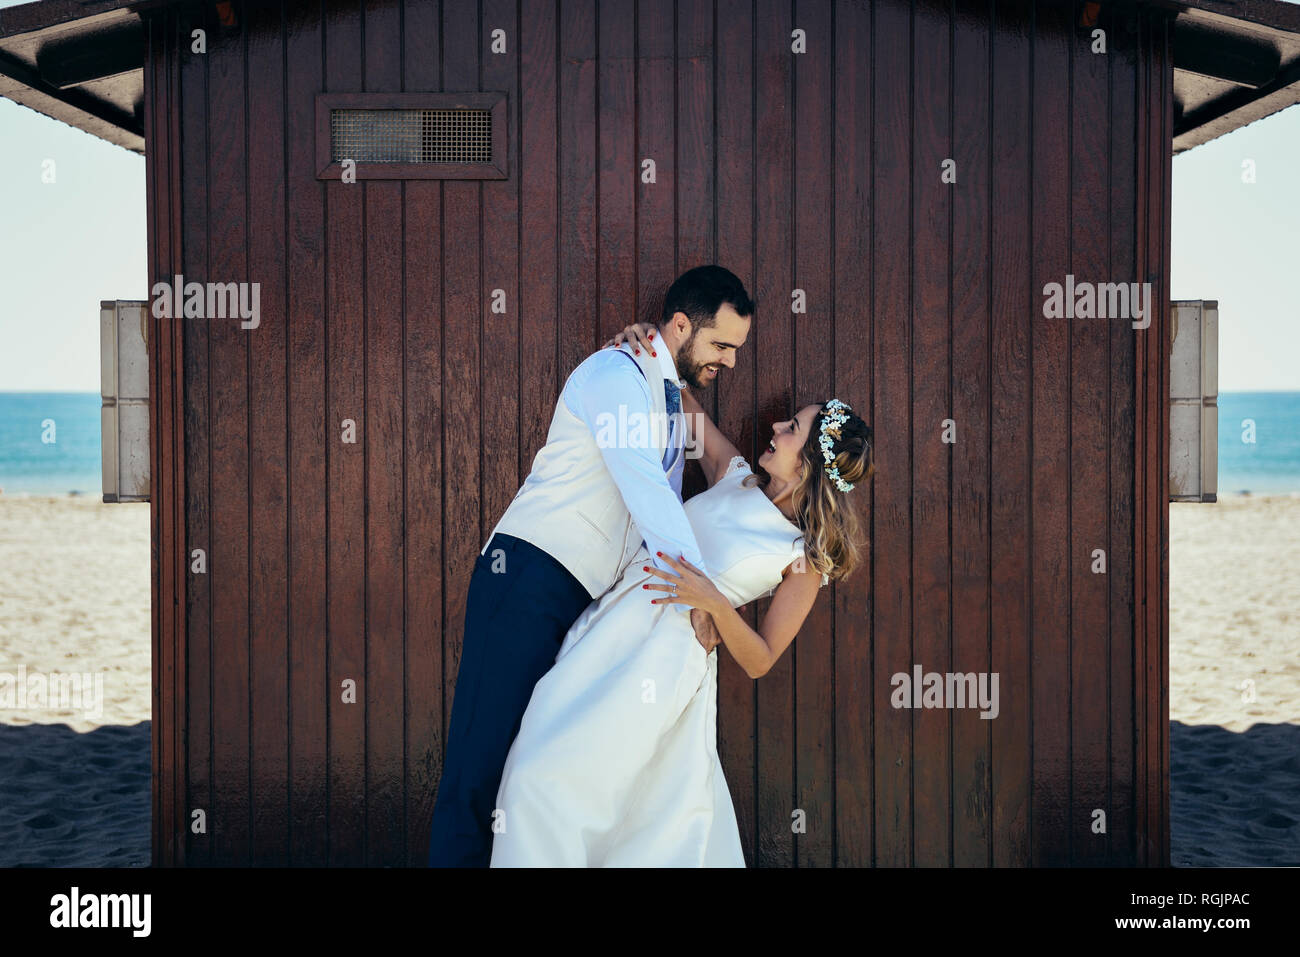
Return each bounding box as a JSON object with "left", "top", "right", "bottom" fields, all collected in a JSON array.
[
  {"left": 0, "top": 720, "right": 150, "bottom": 867},
  {"left": 1171, "top": 719, "right": 1300, "bottom": 867}
]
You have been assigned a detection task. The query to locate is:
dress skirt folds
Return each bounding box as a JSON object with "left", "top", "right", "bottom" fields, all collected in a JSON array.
[{"left": 490, "top": 456, "right": 805, "bottom": 867}]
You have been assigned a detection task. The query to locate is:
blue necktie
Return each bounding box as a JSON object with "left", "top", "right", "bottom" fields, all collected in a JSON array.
[
  {"left": 663, "top": 380, "right": 682, "bottom": 492},
  {"left": 664, "top": 379, "right": 681, "bottom": 416}
]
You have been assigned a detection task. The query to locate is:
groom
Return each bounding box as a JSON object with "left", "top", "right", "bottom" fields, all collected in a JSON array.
[{"left": 427, "top": 264, "right": 755, "bottom": 866}]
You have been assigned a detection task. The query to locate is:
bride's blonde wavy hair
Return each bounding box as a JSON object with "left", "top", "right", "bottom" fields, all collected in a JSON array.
[{"left": 742, "top": 399, "right": 875, "bottom": 583}]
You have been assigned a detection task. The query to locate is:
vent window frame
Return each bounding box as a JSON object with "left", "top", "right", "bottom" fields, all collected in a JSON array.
[{"left": 314, "top": 92, "right": 508, "bottom": 181}]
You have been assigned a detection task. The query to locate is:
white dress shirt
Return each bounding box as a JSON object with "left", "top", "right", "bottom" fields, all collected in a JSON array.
[{"left": 561, "top": 342, "right": 709, "bottom": 602}]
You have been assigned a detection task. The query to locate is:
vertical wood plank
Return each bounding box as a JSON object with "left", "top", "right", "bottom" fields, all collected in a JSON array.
[
  {"left": 206, "top": 0, "right": 252, "bottom": 865},
  {"left": 598, "top": 0, "right": 635, "bottom": 348},
  {"left": 557, "top": 0, "right": 597, "bottom": 378},
  {"left": 989, "top": 0, "right": 1032, "bottom": 868},
  {"left": 791, "top": 0, "right": 834, "bottom": 868},
  {"left": 144, "top": 6, "right": 162, "bottom": 868},
  {"left": 754, "top": 0, "right": 795, "bottom": 868},
  {"left": 482, "top": 0, "right": 522, "bottom": 543},
  {"left": 145, "top": 6, "right": 185, "bottom": 867},
  {"left": 178, "top": 0, "right": 212, "bottom": 869},
  {"left": 362, "top": 0, "right": 405, "bottom": 866},
  {"left": 1131, "top": 1, "right": 1149, "bottom": 869},
  {"left": 322, "top": 0, "right": 365, "bottom": 865},
  {"left": 1133, "top": 1, "right": 1164, "bottom": 868},
  {"left": 636, "top": 0, "right": 674, "bottom": 338},
  {"left": 871, "top": 0, "right": 912, "bottom": 868},
  {"left": 165, "top": 6, "right": 188, "bottom": 868},
  {"left": 675, "top": 2, "right": 716, "bottom": 549},
  {"left": 144, "top": 6, "right": 162, "bottom": 866},
  {"left": 1068, "top": 0, "right": 1111, "bottom": 867},
  {"left": 911, "top": 0, "right": 953, "bottom": 868},
  {"left": 1107, "top": 0, "right": 1138, "bottom": 866},
  {"left": 246, "top": 0, "right": 290, "bottom": 865},
  {"left": 517, "top": 0, "right": 558, "bottom": 501},
  {"left": 285, "top": 0, "right": 329, "bottom": 867},
  {"left": 440, "top": 0, "right": 483, "bottom": 737},
  {"left": 1136, "top": 7, "right": 1153, "bottom": 866},
  {"left": 1137, "top": 7, "right": 1173, "bottom": 867},
  {"left": 831, "top": 0, "right": 873, "bottom": 869},
  {"left": 951, "top": 0, "right": 993, "bottom": 869},
  {"left": 1157, "top": 10, "right": 1173, "bottom": 869},
  {"left": 1029, "top": 0, "right": 1071, "bottom": 866},
  {"left": 166, "top": 8, "right": 188, "bottom": 867},
  {"left": 676, "top": 0, "right": 714, "bottom": 270},
  {"left": 633, "top": 0, "right": 673, "bottom": 438},
  {"left": 403, "top": 0, "right": 445, "bottom": 866},
  {"left": 714, "top": 0, "right": 759, "bottom": 868}
]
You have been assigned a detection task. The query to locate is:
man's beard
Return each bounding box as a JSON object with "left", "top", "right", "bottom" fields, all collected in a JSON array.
[{"left": 675, "top": 328, "right": 716, "bottom": 389}]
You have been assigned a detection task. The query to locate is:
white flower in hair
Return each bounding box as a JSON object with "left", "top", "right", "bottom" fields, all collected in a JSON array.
[{"left": 819, "top": 399, "right": 855, "bottom": 492}]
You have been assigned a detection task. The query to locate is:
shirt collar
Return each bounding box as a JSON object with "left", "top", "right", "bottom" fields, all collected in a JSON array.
[{"left": 653, "top": 338, "right": 684, "bottom": 387}]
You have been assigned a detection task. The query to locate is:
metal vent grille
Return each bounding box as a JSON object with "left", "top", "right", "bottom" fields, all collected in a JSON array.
[{"left": 329, "top": 108, "right": 493, "bottom": 163}]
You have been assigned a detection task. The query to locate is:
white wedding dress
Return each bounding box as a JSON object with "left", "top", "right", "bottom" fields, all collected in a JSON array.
[{"left": 490, "top": 455, "right": 809, "bottom": 867}]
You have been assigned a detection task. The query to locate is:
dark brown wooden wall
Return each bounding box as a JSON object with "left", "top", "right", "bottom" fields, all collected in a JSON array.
[{"left": 144, "top": 0, "right": 1171, "bottom": 866}]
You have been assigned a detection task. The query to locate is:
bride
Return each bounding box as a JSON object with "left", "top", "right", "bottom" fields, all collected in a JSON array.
[{"left": 490, "top": 322, "right": 875, "bottom": 867}]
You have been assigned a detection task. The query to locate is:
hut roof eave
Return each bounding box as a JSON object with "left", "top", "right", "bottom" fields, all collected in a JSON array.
[{"left": 1, "top": 0, "right": 1299, "bottom": 158}]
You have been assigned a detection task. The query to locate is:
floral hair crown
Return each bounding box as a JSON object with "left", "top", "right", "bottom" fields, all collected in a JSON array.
[{"left": 818, "top": 398, "right": 856, "bottom": 492}]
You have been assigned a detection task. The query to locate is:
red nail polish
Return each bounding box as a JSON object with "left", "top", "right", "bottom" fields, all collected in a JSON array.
[
  {"left": 651, "top": 351, "right": 657, "bottom": 357},
  {"left": 642, "top": 584, "right": 648, "bottom": 589},
  {"left": 649, "top": 332, "right": 655, "bottom": 340},
  {"left": 656, "top": 551, "right": 663, "bottom": 557},
  {"left": 635, "top": 349, "right": 640, "bottom": 354}
]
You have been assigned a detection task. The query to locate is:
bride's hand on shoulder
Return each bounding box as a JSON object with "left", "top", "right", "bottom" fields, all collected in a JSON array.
[
  {"left": 602, "top": 322, "right": 658, "bottom": 354},
  {"left": 641, "top": 552, "right": 728, "bottom": 618}
]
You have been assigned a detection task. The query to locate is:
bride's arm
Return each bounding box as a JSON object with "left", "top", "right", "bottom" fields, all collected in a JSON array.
[
  {"left": 703, "top": 561, "right": 822, "bottom": 679},
  {"left": 679, "top": 386, "right": 744, "bottom": 488}
]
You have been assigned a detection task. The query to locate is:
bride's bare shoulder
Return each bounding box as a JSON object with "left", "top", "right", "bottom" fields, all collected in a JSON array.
[{"left": 710, "top": 454, "right": 748, "bottom": 485}]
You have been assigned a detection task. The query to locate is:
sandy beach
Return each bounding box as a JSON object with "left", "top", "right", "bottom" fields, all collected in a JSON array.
[
  {"left": 1169, "top": 492, "right": 1300, "bottom": 867},
  {"left": 0, "top": 494, "right": 150, "bottom": 867},
  {"left": 0, "top": 491, "right": 1295, "bottom": 867}
]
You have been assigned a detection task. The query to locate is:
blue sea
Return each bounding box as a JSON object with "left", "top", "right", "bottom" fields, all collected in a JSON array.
[
  {"left": 1213, "top": 392, "right": 1300, "bottom": 495},
  {"left": 0, "top": 393, "right": 104, "bottom": 496},
  {"left": 0, "top": 390, "right": 1298, "bottom": 496}
]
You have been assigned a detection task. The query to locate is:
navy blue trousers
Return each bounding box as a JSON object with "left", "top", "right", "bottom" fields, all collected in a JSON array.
[{"left": 426, "top": 532, "right": 595, "bottom": 867}]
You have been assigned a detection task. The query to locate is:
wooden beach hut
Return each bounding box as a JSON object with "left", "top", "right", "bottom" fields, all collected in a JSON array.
[{"left": 3, "top": 0, "right": 1299, "bottom": 867}]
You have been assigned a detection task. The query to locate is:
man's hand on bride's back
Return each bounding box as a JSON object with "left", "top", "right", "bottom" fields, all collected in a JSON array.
[{"left": 690, "top": 608, "right": 722, "bottom": 654}]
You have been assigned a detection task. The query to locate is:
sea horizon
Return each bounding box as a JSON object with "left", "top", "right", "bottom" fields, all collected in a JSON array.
[{"left": 2, "top": 389, "right": 1299, "bottom": 497}]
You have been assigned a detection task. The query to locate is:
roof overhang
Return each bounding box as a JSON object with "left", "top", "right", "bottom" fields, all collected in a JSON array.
[
  {"left": 2, "top": 0, "right": 1299, "bottom": 157},
  {"left": 0, "top": 0, "right": 173, "bottom": 154},
  {"left": 1138, "top": 0, "right": 1300, "bottom": 153}
]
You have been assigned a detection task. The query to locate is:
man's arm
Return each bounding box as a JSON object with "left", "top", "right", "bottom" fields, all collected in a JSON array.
[{"left": 565, "top": 351, "right": 711, "bottom": 587}]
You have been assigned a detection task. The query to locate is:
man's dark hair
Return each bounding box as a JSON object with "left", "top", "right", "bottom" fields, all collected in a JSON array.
[{"left": 659, "top": 265, "right": 754, "bottom": 331}]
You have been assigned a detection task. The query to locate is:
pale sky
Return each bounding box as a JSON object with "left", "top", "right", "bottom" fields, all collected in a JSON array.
[{"left": 1, "top": 0, "right": 1297, "bottom": 392}]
